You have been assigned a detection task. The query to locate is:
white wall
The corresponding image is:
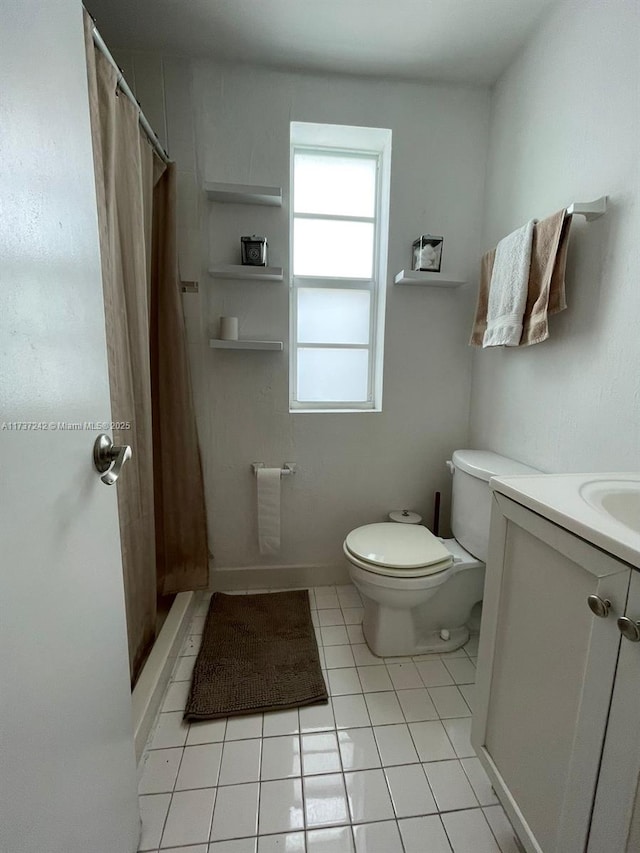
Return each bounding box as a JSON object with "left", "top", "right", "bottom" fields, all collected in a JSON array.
[
  {"left": 469, "top": 0, "right": 640, "bottom": 472},
  {"left": 193, "top": 65, "right": 491, "bottom": 574},
  {"left": 115, "top": 54, "right": 491, "bottom": 576}
]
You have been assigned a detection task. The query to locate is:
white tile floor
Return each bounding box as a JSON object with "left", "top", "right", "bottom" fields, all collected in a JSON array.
[{"left": 138, "top": 584, "right": 520, "bottom": 853}]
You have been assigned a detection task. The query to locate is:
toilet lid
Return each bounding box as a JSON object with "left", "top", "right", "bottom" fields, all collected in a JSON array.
[{"left": 345, "top": 523, "right": 453, "bottom": 570}]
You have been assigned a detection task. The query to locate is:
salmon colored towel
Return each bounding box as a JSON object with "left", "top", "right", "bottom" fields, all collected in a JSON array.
[
  {"left": 520, "top": 209, "right": 572, "bottom": 346},
  {"left": 469, "top": 248, "right": 496, "bottom": 347}
]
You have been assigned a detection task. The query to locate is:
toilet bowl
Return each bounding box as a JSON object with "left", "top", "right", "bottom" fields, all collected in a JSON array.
[
  {"left": 343, "top": 449, "right": 539, "bottom": 657},
  {"left": 344, "top": 524, "right": 484, "bottom": 656}
]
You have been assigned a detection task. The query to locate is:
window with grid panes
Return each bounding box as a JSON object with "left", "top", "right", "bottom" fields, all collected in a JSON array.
[{"left": 289, "top": 123, "right": 391, "bottom": 411}]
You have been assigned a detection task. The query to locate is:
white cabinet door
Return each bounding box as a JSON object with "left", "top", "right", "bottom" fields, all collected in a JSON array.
[
  {"left": 472, "top": 494, "right": 631, "bottom": 853},
  {"left": 588, "top": 570, "right": 640, "bottom": 853},
  {"left": 0, "top": 3, "right": 139, "bottom": 852}
]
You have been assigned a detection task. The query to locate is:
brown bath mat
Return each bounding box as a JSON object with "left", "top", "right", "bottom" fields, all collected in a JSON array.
[{"left": 184, "top": 590, "right": 328, "bottom": 721}]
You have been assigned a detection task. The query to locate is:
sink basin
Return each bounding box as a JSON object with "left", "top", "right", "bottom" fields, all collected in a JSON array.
[{"left": 579, "top": 479, "right": 640, "bottom": 534}]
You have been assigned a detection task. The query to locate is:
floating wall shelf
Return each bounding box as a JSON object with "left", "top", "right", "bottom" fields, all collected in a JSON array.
[
  {"left": 394, "top": 270, "right": 466, "bottom": 288},
  {"left": 209, "top": 339, "right": 283, "bottom": 351},
  {"left": 208, "top": 264, "right": 284, "bottom": 282},
  {"left": 204, "top": 182, "right": 283, "bottom": 206}
]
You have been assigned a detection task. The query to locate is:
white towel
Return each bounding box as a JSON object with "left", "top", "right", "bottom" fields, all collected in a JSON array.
[{"left": 483, "top": 220, "right": 535, "bottom": 347}]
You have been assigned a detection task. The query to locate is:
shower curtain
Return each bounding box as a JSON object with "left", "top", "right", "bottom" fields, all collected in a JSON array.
[{"left": 84, "top": 13, "right": 208, "bottom": 683}]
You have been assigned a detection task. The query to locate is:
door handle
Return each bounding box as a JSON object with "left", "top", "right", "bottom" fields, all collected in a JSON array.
[{"left": 93, "top": 434, "right": 132, "bottom": 485}]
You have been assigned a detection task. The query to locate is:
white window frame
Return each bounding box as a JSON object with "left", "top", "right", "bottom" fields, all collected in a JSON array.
[{"left": 289, "top": 123, "right": 392, "bottom": 413}]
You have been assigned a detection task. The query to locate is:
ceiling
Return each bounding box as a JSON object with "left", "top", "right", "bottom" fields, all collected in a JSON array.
[{"left": 86, "top": 0, "right": 558, "bottom": 85}]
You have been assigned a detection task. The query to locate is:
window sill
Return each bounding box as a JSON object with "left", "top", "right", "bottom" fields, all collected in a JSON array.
[{"left": 290, "top": 407, "right": 382, "bottom": 414}]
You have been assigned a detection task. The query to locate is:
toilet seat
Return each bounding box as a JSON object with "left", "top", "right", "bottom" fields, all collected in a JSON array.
[
  {"left": 344, "top": 523, "right": 454, "bottom": 578},
  {"left": 344, "top": 546, "right": 453, "bottom": 578}
]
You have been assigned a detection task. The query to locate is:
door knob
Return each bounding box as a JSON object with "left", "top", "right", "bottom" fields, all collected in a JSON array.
[
  {"left": 587, "top": 595, "right": 612, "bottom": 618},
  {"left": 93, "top": 434, "right": 132, "bottom": 485},
  {"left": 617, "top": 617, "right": 640, "bottom": 643}
]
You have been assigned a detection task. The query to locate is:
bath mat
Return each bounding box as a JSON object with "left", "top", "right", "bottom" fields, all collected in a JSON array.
[{"left": 184, "top": 590, "right": 328, "bottom": 720}]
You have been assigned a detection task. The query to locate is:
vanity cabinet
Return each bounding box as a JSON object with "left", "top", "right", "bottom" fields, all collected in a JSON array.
[
  {"left": 472, "top": 491, "right": 640, "bottom": 853},
  {"left": 588, "top": 568, "right": 640, "bottom": 852}
]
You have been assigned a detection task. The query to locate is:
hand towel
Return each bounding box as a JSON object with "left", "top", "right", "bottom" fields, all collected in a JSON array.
[
  {"left": 520, "top": 209, "right": 572, "bottom": 346},
  {"left": 482, "top": 220, "right": 535, "bottom": 347},
  {"left": 469, "top": 248, "right": 496, "bottom": 347}
]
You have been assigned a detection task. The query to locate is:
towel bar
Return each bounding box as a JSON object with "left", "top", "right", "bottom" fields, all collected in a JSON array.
[
  {"left": 252, "top": 462, "right": 297, "bottom": 478},
  {"left": 566, "top": 196, "right": 607, "bottom": 221}
]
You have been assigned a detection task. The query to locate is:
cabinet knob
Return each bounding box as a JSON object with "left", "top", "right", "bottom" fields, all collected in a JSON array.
[
  {"left": 587, "top": 595, "right": 612, "bottom": 618},
  {"left": 617, "top": 617, "right": 640, "bottom": 643}
]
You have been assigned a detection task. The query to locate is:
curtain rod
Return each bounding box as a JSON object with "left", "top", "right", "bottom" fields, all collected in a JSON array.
[{"left": 90, "top": 20, "right": 171, "bottom": 164}]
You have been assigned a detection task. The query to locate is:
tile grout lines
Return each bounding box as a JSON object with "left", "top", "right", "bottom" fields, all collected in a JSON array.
[{"left": 138, "top": 584, "right": 513, "bottom": 853}]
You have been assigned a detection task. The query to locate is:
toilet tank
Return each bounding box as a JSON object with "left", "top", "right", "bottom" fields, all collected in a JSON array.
[{"left": 449, "top": 450, "right": 540, "bottom": 562}]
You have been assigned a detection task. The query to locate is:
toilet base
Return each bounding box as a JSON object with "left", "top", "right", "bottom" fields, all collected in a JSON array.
[
  {"left": 354, "top": 558, "right": 484, "bottom": 658},
  {"left": 402, "top": 625, "right": 469, "bottom": 657},
  {"left": 362, "top": 601, "right": 470, "bottom": 657}
]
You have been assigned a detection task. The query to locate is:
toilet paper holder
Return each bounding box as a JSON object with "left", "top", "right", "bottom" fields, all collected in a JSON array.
[{"left": 252, "top": 462, "right": 297, "bottom": 478}]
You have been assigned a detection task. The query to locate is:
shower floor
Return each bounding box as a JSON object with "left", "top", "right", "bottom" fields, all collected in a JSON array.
[{"left": 137, "top": 583, "right": 518, "bottom": 852}]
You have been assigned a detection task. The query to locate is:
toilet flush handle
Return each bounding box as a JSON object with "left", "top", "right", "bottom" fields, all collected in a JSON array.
[{"left": 446, "top": 460, "right": 455, "bottom": 475}]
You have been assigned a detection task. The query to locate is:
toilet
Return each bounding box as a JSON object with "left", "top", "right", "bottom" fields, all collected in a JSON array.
[{"left": 343, "top": 449, "right": 539, "bottom": 657}]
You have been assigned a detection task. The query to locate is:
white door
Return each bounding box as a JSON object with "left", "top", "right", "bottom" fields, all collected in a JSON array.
[{"left": 1, "top": 3, "right": 139, "bottom": 852}]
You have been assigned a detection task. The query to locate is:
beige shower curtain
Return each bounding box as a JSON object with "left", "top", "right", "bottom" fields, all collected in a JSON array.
[
  {"left": 84, "top": 13, "right": 208, "bottom": 683},
  {"left": 150, "top": 164, "right": 209, "bottom": 595}
]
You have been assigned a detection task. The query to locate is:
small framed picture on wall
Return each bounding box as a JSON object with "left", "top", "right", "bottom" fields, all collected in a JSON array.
[{"left": 412, "top": 235, "right": 444, "bottom": 272}]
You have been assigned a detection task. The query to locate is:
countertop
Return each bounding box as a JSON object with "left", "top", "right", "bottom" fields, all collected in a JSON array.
[{"left": 490, "top": 472, "right": 640, "bottom": 569}]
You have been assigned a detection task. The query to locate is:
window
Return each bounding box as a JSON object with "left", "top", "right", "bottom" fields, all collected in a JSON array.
[{"left": 289, "top": 122, "right": 392, "bottom": 411}]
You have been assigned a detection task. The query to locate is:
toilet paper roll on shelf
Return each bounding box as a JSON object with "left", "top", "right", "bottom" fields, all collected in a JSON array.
[
  {"left": 389, "top": 510, "right": 422, "bottom": 524},
  {"left": 219, "top": 316, "right": 239, "bottom": 340}
]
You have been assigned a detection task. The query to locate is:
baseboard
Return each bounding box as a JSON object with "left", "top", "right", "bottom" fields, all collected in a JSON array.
[
  {"left": 131, "top": 590, "right": 196, "bottom": 763},
  {"left": 210, "top": 561, "right": 350, "bottom": 591}
]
